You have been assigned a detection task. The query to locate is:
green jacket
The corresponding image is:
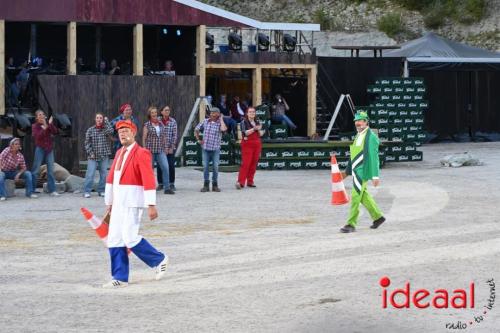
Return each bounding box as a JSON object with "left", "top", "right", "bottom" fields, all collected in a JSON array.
[{"left": 346, "top": 128, "right": 380, "bottom": 181}]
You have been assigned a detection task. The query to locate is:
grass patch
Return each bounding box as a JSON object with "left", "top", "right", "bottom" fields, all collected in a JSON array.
[{"left": 377, "top": 12, "right": 405, "bottom": 38}]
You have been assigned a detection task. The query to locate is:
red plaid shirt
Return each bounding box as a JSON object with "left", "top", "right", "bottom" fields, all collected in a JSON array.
[{"left": 0, "top": 147, "right": 27, "bottom": 171}]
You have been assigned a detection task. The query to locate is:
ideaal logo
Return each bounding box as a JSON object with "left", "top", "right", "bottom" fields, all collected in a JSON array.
[{"left": 380, "top": 277, "right": 496, "bottom": 330}]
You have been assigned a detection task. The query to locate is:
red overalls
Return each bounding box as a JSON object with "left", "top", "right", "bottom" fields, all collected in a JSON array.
[{"left": 237, "top": 127, "right": 262, "bottom": 186}]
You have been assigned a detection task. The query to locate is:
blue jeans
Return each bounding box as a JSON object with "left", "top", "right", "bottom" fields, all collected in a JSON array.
[
  {"left": 32, "top": 147, "right": 56, "bottom": 193},
  {"left": 223, "top": 116, "right": 237, "bottom": 136},
  {"left": 83, "top": 158, "right": 109, "bottom": 194},
  {"left": 157, "top": 151, "right": 176, "bottom": 186},
  {"left": 152, "top": 153, "right": 169, "bottom": 188},
  {"left": 0, "top": 170, "right": 34, "bottom": 197},
  {"left": 202, "top": 149, "right": 220, "bottom": 183},
  {"left": 272, "top": 114, "right": 297, "bottom": 130}
]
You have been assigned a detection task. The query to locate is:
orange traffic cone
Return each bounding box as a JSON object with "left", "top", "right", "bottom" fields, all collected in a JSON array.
[
  {"left": 331, "top": 155, "right": 349, "bottom": 205},
  {"left": 81, "top": 207, "right": 109, "bottom": 245}
]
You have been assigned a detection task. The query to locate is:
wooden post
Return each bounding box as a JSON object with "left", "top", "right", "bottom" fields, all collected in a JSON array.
[
  {"left": 307, "top": 65, "right": 317, "bottom": 137},
  {"left": 0, "top": 20, "right": 5, "bottom": 116},
  {"left": 196, "top": 25, "right": 206, "bottom": 121},
  {"left": 133, "top": 24, "right": 143, "bottom": 76},
  {"left": 252, "top": 67, "right": 262, "bottom": 107},
  {"left": 67, "top": 22, "right": 77, "bottom": 75}
]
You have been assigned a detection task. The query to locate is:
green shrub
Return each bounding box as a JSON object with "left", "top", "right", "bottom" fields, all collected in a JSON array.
[
  {"left": 313, "top": 8, "right": 341, "bottom": 31},
  {"left": 458, "top": 0, "right": 486, "bottom": 24},
  {"left": 392, "top": 0, "right": 434, "bottom": 10},
  {"left": 423, "top": 2, "right": 450, "bottom": 28},
  {"left": 377, "top": 13, "right": 404, "bottom": 38}
]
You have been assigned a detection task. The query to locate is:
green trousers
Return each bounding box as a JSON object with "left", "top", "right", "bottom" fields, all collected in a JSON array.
[{"left": 347, "top": 181, "right": 383, "bottom": 227}]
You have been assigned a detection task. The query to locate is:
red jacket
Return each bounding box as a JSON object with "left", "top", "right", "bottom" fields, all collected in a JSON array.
[{"left": 105, "top": 143, "right": 156, "bottom": 208}]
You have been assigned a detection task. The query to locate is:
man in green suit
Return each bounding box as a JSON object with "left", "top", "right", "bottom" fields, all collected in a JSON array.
[{"left": 340, "top": 111, "right": 386, "bottom": 233}]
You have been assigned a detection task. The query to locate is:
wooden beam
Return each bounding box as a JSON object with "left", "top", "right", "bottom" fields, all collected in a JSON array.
[
  {"left": 252, "top": 67, "right": 262, "bottom": 107},
  {"left": 307, "top": 65, "right": 317, "bottom": 137},
  {"left": 67, "top": 22, "right": 77, "bottom": 75},
  {"left": 0, "top": 20, "right": 4, "bottom": 116},
  {"left": 206, "top": 63, "right": 316, "bottom": 70},
  {"left": 196, "top": 25, "right": 206, "bottom": 121},
  {"left": 133, "top": 24, "right": 143, "bottom": 76}
]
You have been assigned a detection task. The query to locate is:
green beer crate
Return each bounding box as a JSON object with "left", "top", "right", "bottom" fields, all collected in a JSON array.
[
  {"left": 375, "top": 78, "right": 391, "bottom": 85},
  {"left": 385, "top": 102, "right": 397, "bottom": 109},
  {"left": 312, "top": 149, "right": 329, "bottom": 158},
  {"left": 263, "top": 149, "right": 280, "bottom": 159},
  {"left": 184, "top": 157, "right": 201, "bottom": 167},
  {"left": 391, "top": 94, "right": 402, "bottom": 101},
  {"left": 184, "top": 147, "right": 201, "bottom": 158},
  {"left": 373, "top": 118, "right": 389, "bottom": 127},
  {"left": 388, "top": 109, "right": 398, "bottom": 117},
  {"left": 269, "top": 125, "right": 288, "bottom": 139},
  {"left": 379, "top": 95, "right": 391, "bottom": 101},
  {"left": 219, "top": 158, "right": 234, "bottom": 166},
  {"left": 219, "top": 147, "right": 232, "bottom": 157},
  {"left": 403, "top": 118, "right": 414, "bottom": 125},
  {"left": 270, "top": 160, "right": 287, "bottom": 170},
  {"left": 409, "top": 151, "right": 423, "bottom": 161},
  {"left": 397, "top": 154, "right": 410, "bottom": 162},
  {"left": 287, "top": 160, "right": 304, "bottom": 169},
  {"left": 280, "top": 148, "right": 295, "bottom": 158},
  {"left": 403, "top": 142, "right": 417, "bottom": 153},
  {"left": 407, "top": 102, "right": 418, "bottom": 108},
  {"left": 389, "top": 133, "right": 404, "bottom": 142},
  {"left": 389, "top": 126, "right": 403, "bottom": 136},
  {"left": 416, "top": 86, "right": 426, "bottom": 93},
  {"left": 385, "top": 154, "right": 397, "bottom": 163},
  {"left": 397, "top": 102, "right": 407, "bottom": 108},
  {"left": 257, "top": 160, "right": 271, "bottom": 170},
  {"left": 367, "top": 85, "right": 382, "bottom": 93},
  {"left": 389, "top": 144, "right": 404, "bottom": 155},
  {"left": 394, "top": 86, "right": 405, "bottom": 93},
  {"left": 405, "top": 86, "right": 416, "bottom": 93},
  {"left": 377, "top": 127, "right": 390, "bottom": 137},
  {"left": 183, "top": 136, "right": 199, "bottom": 149},
  {"left": 414, "top": 117, "right": 425, "bottom": 125},
  {"left": 371, "top": 102, "right": 385, "bottom": 108},
  {"left": 408, "top": 125, "right": 422, "bottom": 133},
  {"left": 339, "top": 132, "right": 355, "bottom": 141},
  {"left": 337, "top": 159, "right": 349, "bottom": 169},
  {"left": 419, "top": 101, "right": 429, "bottom": 108},
  {"left": 319, "top": 160, "right": 331, "bottom": 169},
  {"left": 382, "top": 87, "right": 394, "bottom": 93},
  {"left": 329, "top": 148, "right": 346, "bottom": 157},
  {"left": 296, "top": 149, "right": 312, "bottom": 158},
  {"left": 398, "top": 109, "right": 409, "bottom": 117},
  {"left": 255, "top": 105, "right": 271, "bottom": 120},
  {"left": 416, "top": 132, "right": 427, "bottom": 141},
  {"left": 404, "top": 132, "right": 417, "bottom": 141},
  {"left": 390, "top": 117, "right": 404, "bottom": 125},
  {"left": 303, "top": 160, "right": 320, "bottom": 169}
]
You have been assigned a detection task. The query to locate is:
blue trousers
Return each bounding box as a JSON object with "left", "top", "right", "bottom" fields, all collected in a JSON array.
[
  {"left": 202, "top": 149, "right": 220, "bottom": 183},
  {"left": 0, "top": 170, "right": 35, "bottom": 197},
  {"left": 83, "top": 158, "right": 109, "bottom": 194},
  {"left": 32, "top": 147, "right": 55, "bottom": 193}
]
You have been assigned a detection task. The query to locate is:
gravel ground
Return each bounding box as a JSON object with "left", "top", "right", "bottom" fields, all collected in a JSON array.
[{"left": 0, "top": 142, "right": 499, "bottom": 332}]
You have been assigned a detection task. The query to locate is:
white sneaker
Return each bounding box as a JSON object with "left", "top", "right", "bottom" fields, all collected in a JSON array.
[
  {"left": 50, "top": 192, "right": 60, "bottom": 197},
  {"left": 0, "top": 197, "right": 6, "bottom": 201},
  {"left": 29, "top": 194, "right": 38, "bottom": 199},
  {"left": 155, "top": 256, "right": 169, "bottom": 281},
  {"left": 102, "top": 280, "right": 128, "bottom": 289},
  {"left": 84, "top": 193, "right": 91, "bottom": 198}
]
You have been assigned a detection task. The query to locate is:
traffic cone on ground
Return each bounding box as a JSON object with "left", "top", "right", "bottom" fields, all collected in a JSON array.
[
  {"left": 331, "top": 155, "right": 349, "bottom": 205},
  {"left": 81, "top": 207, "right": 109, "bottom": 245}
]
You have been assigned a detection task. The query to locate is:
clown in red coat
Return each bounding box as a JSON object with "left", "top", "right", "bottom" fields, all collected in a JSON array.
[{"left": 102, "top": 119, "right": 168, "bottom": 288}]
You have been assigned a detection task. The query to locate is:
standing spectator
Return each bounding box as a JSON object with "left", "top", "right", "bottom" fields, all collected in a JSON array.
[
  {"left": 83, "top": 113, "right": 114, "bottom": 198},
  {"left": 236, "top": 107, "right": 263, "bottom": 189},
  {"left": 219, "top": 94, "right": 236, "bottom": 138},
  {"left": 142, "top": 107, "right": 174, "bottom": 195},
  {"left": 109, "top": 59, "right": 121, "bottom": 75},
  {"left": 156, "top": 60, "right": 176, "bottom": 76},
  {"left": 194, "top": 107, "right": 227, "bottom": 192},
  {"left": 0, "top": 138, "right": 38, "bottom": 200},
  {"left": 272, "top": 94, "right": 297, "bottom": 132},
  {"left": 110, "top": 104, "right": 140, "bottom": 152},
  {"left": 31, "top": 110, "right": 59, "bottom": 196},
  {"left": 230, "top": 95, "right": 246, "bottom": 123},
  {"left": 159, "top": 105, "right": 177, "bottom": 191}
]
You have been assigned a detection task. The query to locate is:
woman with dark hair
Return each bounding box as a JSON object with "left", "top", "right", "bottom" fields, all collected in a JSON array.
[
  {"left": 236, "top": 107, "right": 263, "bottom": 189},
  {"left": 158, "top": 105, "right": 178, "bottom": 191},
  {"left": 142, "top": 106, "right": 174, "bottom": 195}
]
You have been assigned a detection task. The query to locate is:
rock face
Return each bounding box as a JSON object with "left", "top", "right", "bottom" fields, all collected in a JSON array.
[{"left": 200, "top": 0, "right": 500, "bottom": 53}]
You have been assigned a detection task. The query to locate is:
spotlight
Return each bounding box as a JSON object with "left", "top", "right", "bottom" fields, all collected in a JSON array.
[
  {"left": 206, "top": 32, "right": 214, "bottom": 51},
  {"left": 257, "top": 32, "right": 270, "bottom": 51},
  {"left": 228, "top": 32, "right": 242, "bottom": 52},
  {"left": 283, "top": 34, "right": 297, "bottom": 52},
  {"left": 53, "top": 113, "right": 72, "bottom": 137},
  {"left": 162, "top": 28, "right": 168, "bottom": 35},
  {"left": 176, "top": 29, "right": 181, "bottom": 36}
]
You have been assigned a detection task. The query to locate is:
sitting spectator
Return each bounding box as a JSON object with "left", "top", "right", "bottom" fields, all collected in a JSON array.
[
  {"left": 83, "top": 113, "right": 114, "bottom": 198},
  {"left": 219, "top": 94, "right": 236, "bottom": 138},
  {"left": 109, "top": 59, "right": 121, "bottom": 75},
  {"left": 156, "top": 60, "right": 176, "bottom": 76},
  {"left": 97, "top": 60, "right": 107, "bottom": 75},
  {"left": 230, "top": 95, "right": 246, "bottom": 123},
  {"left": 77, "top": 57, "right": 91, "bottom": 74},
  {"left": 0, "top": 138, "right": 38, "bottom": 200},
  {"left": 31, "top": 110, "right": 59, "bottom": 196},
  {"left": 271, "top": 94, "right": 297, "bottom": 132}
]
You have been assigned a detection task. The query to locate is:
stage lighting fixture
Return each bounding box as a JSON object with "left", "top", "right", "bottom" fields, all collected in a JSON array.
[
  {"left": 283, "top": 33, "right": 297, "bottom": 52},
  {"left": 228, "top": 32, "right": 242, "bottom": 52},
  {"left": 53, "top": 113, "right": 72, "bottom": 137},
  {"left": 257, "top": 32, "right": 270, "bottom": 51},
  {"left": 176, "top": 29, "right": 181, "bottom": 36},
  {"left": 206, "top": 32, "right": 215, "bottom": 51},
  {"left": 162, "top": 28, "right": 168, "bottom": 35}
]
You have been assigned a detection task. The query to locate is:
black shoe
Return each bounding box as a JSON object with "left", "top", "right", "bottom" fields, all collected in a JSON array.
[
  {"left": 247, "top": 184, "right": 256, "bottom": 188},
  {"left": 33, "top": 190, "right": 41, "bottom": 194},
  {"left": 156, "top": 185, "right": 163, "bottom": 191},
  {"left": 164, "top": 189, "right": 175, "bottom": 195},
  {"left": 212, "top": 182, "right": 221, "bottom": 192},
  {"left": 170, "top": 184, "right": 176, "bottom": 191},
  {"left": 340, "top": 225, "right": 355, "bottom": 233},
  {"left": 370, "top": 216, "right": 386, "bottom": 229},
  {"left": 201, "top": 181, "right": 210, "bottom": 192}
]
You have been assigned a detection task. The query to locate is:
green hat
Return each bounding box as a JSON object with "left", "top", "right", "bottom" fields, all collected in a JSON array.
[{"left": 353, "top": 111, "right": 369, "bottom": 122}]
